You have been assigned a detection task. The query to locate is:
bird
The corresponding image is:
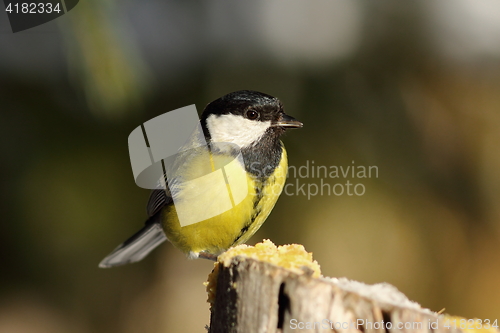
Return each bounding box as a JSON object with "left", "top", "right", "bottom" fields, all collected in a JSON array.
[{"left": 99, "top": 90, "right": 302, "bottom": 268}]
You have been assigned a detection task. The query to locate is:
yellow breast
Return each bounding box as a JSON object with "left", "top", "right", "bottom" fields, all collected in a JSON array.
[{"left": 161, "top": 143, "right": 288, "bottom": 256}]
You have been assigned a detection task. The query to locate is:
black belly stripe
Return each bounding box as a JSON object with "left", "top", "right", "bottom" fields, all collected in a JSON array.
[
  {"left": 232, "top": 208, "right": 261, "bottom": 244},
  {"left": 231, "top": 138, "right": 283, "bottom": 245},
  {"left": 253, "top": 183, "right": 264, "bottom": 209},
  {"left": 232, "top": 183, "right": 265, "bottom": 244},
  {"left": 235, "top": 226, "right": 250, "bottom": 241}
]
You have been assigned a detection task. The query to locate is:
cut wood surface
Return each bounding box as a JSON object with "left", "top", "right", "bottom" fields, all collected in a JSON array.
[{"left": 207, "top": 255, "right": 498, "bottom": 333}]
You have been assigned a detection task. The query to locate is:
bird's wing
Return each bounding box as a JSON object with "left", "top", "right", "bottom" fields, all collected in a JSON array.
[
  {"left": 145, "top": 145, "right": 202, "bottom": 217},
  {"left": 147, "top": 184, "right": 173, "bottom": 217},
  {"left": 98, "top": 217, "right": 167, "bottom": 268}
]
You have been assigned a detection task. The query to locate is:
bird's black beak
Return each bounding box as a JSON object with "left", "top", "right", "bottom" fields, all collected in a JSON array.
[{"left": 273, "top": 114, "right": 303, "bottom": 128}]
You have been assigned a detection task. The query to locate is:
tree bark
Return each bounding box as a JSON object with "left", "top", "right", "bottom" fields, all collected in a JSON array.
[{"left": 208, "top": 256, "right": 494, "bottom": 333}]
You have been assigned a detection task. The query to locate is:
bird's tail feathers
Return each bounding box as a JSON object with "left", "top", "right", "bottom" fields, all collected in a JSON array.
[{"left": 99, "top": 220, "right": 167, "bottom": 268}]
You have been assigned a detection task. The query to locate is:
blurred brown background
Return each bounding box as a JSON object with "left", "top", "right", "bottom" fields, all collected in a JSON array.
[{"left": 1, "top": 1, "right": 500, "bottom": 332}]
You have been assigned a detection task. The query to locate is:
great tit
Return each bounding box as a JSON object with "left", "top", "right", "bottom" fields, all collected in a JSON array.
[{"left": 99, "top": 90, "right": 302, "bottom": 268}]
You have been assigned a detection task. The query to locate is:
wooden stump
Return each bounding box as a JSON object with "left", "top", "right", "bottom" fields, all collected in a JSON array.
[{"left": 207, "top": 255, "right": 497, "bottom": 333}]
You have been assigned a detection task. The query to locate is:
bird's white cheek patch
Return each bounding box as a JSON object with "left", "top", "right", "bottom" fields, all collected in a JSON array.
[{"left": 206, "top": 114, "right": 271, "bottom": 148}]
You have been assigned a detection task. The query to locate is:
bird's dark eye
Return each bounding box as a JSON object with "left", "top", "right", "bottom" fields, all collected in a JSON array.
[{"left": 245, "top": 110, "right": 259, "bottom": 120}]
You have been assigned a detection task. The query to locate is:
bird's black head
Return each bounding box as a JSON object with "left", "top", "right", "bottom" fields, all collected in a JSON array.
[{"left": 200, "top": 90, "right": 302, "bottom": 148}]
